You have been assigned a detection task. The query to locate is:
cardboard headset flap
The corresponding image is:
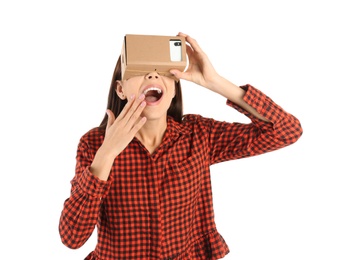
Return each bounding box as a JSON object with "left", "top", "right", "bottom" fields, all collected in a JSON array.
[{"left": 121, "top": 34, "right": 187, "bottom": 81}]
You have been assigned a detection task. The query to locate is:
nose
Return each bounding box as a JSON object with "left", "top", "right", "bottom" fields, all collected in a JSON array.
[{"left": 145, "top": 71, "right": 159, "bottom": 80}]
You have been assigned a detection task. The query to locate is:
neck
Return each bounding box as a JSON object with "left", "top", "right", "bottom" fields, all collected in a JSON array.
[{"left": 135, "top": 117, "right": 167, "bottom": 154}]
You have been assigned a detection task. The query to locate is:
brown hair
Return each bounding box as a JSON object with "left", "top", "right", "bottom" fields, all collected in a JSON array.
[{"left": 99, "top": 56, "right": 183, "bottom": 129}]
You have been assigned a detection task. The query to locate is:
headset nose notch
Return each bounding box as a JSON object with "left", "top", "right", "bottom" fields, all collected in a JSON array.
[{"left": 145, "top": 71, "right": 159, "bottom": 79}]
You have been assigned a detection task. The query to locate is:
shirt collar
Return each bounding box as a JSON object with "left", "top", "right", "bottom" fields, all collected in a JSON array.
[{"left": 166, "top": 116, "right": 192, "bottom": 138}]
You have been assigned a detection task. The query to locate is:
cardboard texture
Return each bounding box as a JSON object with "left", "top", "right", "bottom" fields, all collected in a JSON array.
[{"left": 121, "top": 34, "right": 187, "bottom": 80}]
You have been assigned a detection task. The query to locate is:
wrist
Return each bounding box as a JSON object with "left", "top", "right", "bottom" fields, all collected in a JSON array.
[{"left": 97, "top": 144, "right": 118, "bottom": 160}]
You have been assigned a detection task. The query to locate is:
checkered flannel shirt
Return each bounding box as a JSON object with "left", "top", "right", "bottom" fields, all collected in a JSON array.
[{"left": 59, "top": 85, "right": 303, "bottom": 259}]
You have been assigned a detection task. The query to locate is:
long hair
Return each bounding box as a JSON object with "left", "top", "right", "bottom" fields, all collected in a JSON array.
[{"left": 99, "top": 56, "right": 183, "bottom": 130}]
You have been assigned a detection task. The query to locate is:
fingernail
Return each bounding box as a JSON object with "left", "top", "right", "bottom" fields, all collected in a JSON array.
[
  {"left": 140, "top": 101, "right": 146, "bottom": 107},
  {"left": 139, "top": 94, "right": 145, "bottom": 100},
  {"left": 130, "top": 94, "right": 135, "bottom": 100}
]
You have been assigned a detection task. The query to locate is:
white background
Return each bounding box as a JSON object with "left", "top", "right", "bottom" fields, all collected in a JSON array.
[{"left": 1, "top": 0, "right": 339, "bottom": 259}]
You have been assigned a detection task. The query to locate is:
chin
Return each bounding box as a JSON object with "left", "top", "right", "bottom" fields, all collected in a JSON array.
[{"left": 142, "top": 109, "right": 168, "bottom": 121}]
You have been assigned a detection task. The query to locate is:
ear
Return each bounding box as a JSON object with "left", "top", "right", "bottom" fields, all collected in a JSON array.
[{"left": 115, "top": 80, "right": 126, "bottom": 100}]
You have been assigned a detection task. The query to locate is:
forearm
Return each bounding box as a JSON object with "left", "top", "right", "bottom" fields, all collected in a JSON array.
[
  {"left": 90, "top": 146, "right": 116, "bottom": 181},
  {"left": 207, "top": 84, "right": 303, "bottom": 164},
  {"left": 59, "top": 185, "right": 101, "bottom": 249},
  {"left": 206, "top": 75, "right": 269, "bottom": 122}
]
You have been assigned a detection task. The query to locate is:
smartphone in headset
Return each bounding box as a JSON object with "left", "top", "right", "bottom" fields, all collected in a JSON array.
[{"left": 169, "top": 39, "right": 182, "bottom": 62}]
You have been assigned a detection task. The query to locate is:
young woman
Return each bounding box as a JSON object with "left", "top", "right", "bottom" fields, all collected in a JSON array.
[{"left": 59, "top": 32, "right": 302, "bottom": 260}]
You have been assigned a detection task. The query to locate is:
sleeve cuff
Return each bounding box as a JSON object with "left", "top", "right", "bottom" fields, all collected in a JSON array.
[
  {"left": 227, "top": 84, "right": 270, "bottom": 120},
  {"left": 77, "top": 166, "right": 110, "bottom": 198}
]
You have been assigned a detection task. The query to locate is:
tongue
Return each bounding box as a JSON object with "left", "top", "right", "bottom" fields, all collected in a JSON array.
[{"left": 145, "top": 95, "right": 158, "bottom": 103}]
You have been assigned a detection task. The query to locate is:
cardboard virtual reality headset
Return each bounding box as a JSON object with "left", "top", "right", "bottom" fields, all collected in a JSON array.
[{"left": 121, "top": 34, "right": 187, "bottom": 81}]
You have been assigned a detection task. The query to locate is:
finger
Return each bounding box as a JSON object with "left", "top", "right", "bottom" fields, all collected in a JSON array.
[
  {"left": 116, "top": 94, "right": 136, "bottom": 121},
  {"left": 106, "top": 109, "right": 116, "bottom": 131},
  {"left": 169, "top": 69, "right": 184, "bottom": 80},
  {"left": 180, "top": 33, "right": 202, "bottom": 54},
  {"left": 123, "top": 94, "right": 146, "bottom": 125},
  {"left": 185, "top": 42, "right": 195, "bottom": 57},
  {"left": 125, "top": 98, "right": 147, "bottom": 130},
  {"left": 177, "top": 32, "right": 195, "bottom": 54},
  {"left": 130, "top": 116, "right": 147, "bottom": 136},
  {"left": 177, "top": 32, "right": 187, "bottom": 37}
]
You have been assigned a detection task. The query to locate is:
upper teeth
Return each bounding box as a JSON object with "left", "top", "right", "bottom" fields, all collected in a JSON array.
[{"left": 143, "top": 87, "right": 162, "bottom": 95}]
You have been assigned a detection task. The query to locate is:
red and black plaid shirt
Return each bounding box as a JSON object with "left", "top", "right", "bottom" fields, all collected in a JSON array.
[{"left": 59, "top": 85, "right": 302, "bottom": 260}]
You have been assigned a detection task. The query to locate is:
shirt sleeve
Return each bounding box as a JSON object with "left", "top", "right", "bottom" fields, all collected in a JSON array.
[
  {"left": 207, "top": 84, "right": 303, "bottom": 165},
  {"left": 59, "top": 134, "right": 112, "bottom": 249}
]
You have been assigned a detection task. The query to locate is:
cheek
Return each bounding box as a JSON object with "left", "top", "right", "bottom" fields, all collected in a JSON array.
[
  {"left": 165, "top": 87, "right": 176, "bottom": 101},
  {"left": 122, "top": 86, "right": 135, "bottom": 96},
  {"left": 164, "top": 80, "right": 176, "bottom": 96},
  {"left": 165, "top": 88, "right": 176, "bottom": 108},
  {"left": 122, "top": 81, "right": 142, "bottom": 95}
]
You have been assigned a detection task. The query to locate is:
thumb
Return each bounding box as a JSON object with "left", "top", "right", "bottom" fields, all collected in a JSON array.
[
  {"left": 170, "top": 69, "right": 184, "bottom": 80},
  {"left": 106, "top": 109, "right": 116, "bottom": 130}
]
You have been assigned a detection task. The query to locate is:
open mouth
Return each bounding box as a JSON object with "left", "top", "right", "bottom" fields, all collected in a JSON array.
[{"left": 143, "top": 87, "right": 163, "bottom": 104}]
